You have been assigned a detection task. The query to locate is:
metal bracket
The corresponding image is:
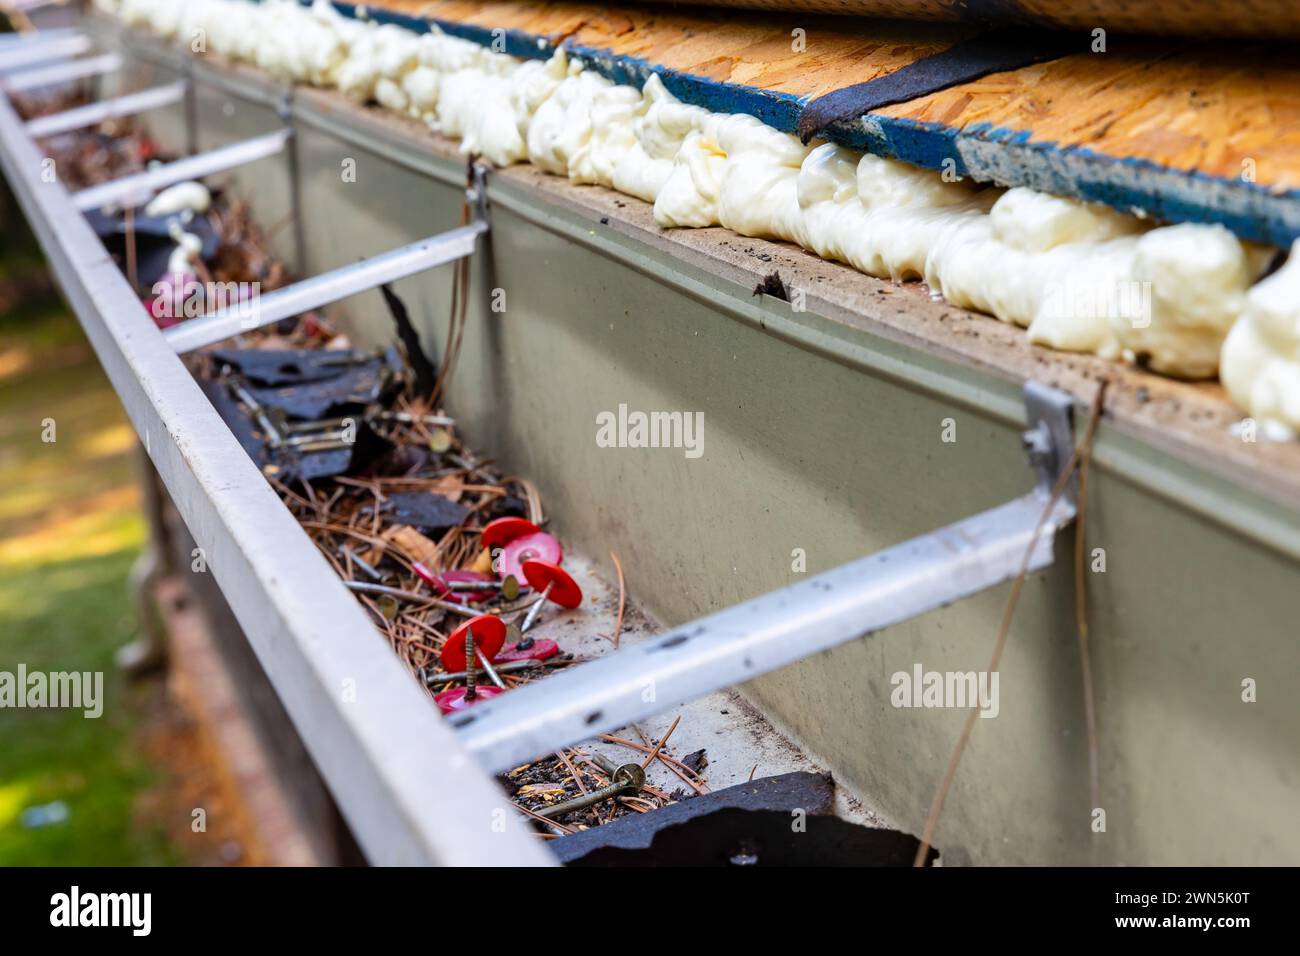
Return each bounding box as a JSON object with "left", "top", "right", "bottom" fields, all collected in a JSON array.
[
  {"left": 467, "top": 160, "right": 489, "bottom": 223},
  {"left": 454, "top": 381, "right": 1080, "bottom": 773},
  {"left": 276, "top": 88, "right": 295, "bottom": 124},
  {"left": 1022, "top": 378, "right": 1077, "bottom": 504},
  {"left": 165, "top": 162, "right": 493, "bottom": 354},
  {"left": 3, "top": 52, "right": 121, "bottom": 93},
  {"left": 0, "top": 32, "right": 91, "bottom": 73},
  {"left": 72, "top": 127, "right": 292, "bottom": 212},
  {"left": 0, "top": 27, "right": 81, "bottom": 48},
  {"left": 25, "top": 80, "right": 188, "bottom": 138}
]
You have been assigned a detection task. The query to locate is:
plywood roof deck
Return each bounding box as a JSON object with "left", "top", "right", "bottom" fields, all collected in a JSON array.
[
  {"left": 626, "top": 0, "right": 1300, "bottom": 40},
  {"left": 364, "top": 0, "right": 1300, "bottom": 244}
]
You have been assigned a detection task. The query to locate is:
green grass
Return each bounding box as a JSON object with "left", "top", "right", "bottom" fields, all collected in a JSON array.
[{"left": 0, "top": 289, "right": 183, "bottom": 865}]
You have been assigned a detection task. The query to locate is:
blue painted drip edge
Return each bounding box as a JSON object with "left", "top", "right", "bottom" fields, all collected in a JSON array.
[{"left": 317, "top": 1, "right": 1298, "bottom": 246}]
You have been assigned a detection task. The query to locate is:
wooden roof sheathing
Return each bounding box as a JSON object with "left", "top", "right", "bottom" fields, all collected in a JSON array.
[
  {"left": 613, "top": 0, "right": 1300, "bottom": 40},
  {"left": 360, "top": 1, "right": 1300, "bottom": 245}
]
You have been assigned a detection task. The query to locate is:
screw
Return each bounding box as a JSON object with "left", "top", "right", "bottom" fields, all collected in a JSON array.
[
  {"left": 431, "top": 616, "right": 506, "bottom": 713},
  {"left": 283, "top": 414, "right": 353, "bottom": 433},
  {"left": 376, "top": 410, "right": 455, "bottom": 427},
  {"left": 463, "top": 627, "right": 477, "bottom": 701},
  {"left": 293, "top": 439, "right": 355, "bottom": 453},
  {"left": 420, "top": 658, "right": 542, "bottom": 685},
  {"left": 459, "top": 624, "right": 510, "bottom": 690},
  {"left": 282, "top": 428, "right": 353, "bottom": 449},
  {"left": 229, "top": 380, "right": 283, "bottom": 448},
  {"left": 537, "top": 762, "right": 645, "bottom": 819}
]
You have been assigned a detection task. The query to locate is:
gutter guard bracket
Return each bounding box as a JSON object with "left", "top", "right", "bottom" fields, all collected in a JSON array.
[
  {"left": 454, "top": 381, "right": 1081, "bottom": 773},
  {"left": 25, "top": 80, "right": 188, "bottom": 138},
  {"left": 0, "top": 32, "right": 92, "bottom": 73},
  {"left": 2, "top": 51, "right": 121, "bottom": 93},
  {"left": 164, "top": 162, "right": 492, "bottom": 354},
  {"left": 72, "top": 127, "right": 293, "bottom": 212}
]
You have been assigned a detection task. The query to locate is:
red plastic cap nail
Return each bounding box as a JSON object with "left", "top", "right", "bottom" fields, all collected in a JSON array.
[
  {"left": 434, "top": 685, "right": 503, "bottom": 714},
  {"left": 500, "top": 532, "right": 562, "bottom": 583},
  {"left": 412, "top": 567, "right": 499, "bottom": 605},
  {"left": 497, "top": 639, "right": 560, "bottom": 663},
  {"left": 441, "top": 614, "right": 507, "bottom": 671},
  {"left": 522, "top": 560, "right": 583, "bottom": 608},
  {"left": 411, "top": 561, "right": 453, "bottom": 597},
  {"left": 482, "top": 517, "right": 541, "bottom": 552}
]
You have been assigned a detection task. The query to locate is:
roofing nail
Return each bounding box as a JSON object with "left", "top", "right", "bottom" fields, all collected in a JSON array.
[
  {"left": 537, "top": 762, "right": 644, "bottom": 820},
  {"left": 519, "top": 560, "right": 583, "bottom": 635}
]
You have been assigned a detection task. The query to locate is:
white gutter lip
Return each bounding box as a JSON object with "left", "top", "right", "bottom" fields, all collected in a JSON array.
[{"left": 0, "top": 69, "right": 553, "bottom": 867}]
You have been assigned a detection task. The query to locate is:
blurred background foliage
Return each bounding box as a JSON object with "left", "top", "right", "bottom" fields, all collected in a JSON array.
[{"left": 0, "top": 179, "right": 180, "bottom": 864}]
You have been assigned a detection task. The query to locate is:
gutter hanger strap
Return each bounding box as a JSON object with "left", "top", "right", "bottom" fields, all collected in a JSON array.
[
  {"left": 26, "top": 81, "right": 188, "bottom": 138},
  {"left": 165, "top": 162, "right": 491, "bottom": 354},
  {"left": 2, "top": 51, "right": 121, "bottom": 93},
  {"left": 455, "top": 384, "right": 1079, "bottom": 772},
  {"left": 165, "top": 221, "right": 488, "bottom": 354},
  {"left": 0, "top": 32, "right": 91, "bottom": 73},
  {"left": 72, "top": 128, "right": 292, "bottom": 211}
]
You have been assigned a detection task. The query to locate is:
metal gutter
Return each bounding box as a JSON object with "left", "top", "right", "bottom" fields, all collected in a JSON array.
[
  {"left": 74, "top": 15, "right": 1300, "bottom": 867},
  {"left": 4, "top": 18, "right": 1087, "bottom": 826},
  {"left": 0, "top": 55, "right": 552, "bottom": 868}
]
